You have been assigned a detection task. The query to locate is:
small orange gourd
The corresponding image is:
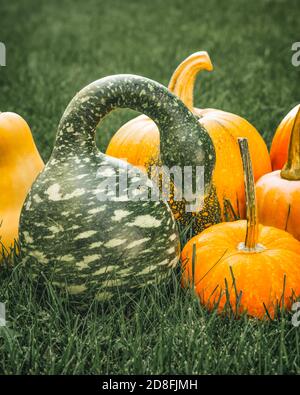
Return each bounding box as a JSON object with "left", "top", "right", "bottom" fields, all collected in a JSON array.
[
  {"left": 0, "top": 112, "right": 44, "bottom": 254},
  {"left": 181, "top": 138, "right": 300, "bottom": 319},
  {"left": 270, "top": 104, "right": 300, "bottom": 171},
  {"left": 256, "top": 107, "right": 300, "bottom": 240},
  {"left": 106, "top": 52, "right": 271, "bottom": 227}
]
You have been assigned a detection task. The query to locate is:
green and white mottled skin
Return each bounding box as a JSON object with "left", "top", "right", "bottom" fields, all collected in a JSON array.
[{"left": 19, "top": 75, "right": 215, "bottom": 302}]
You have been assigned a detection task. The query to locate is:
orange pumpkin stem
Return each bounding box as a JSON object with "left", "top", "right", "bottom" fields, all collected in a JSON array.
[
  {"left": 238, "top": 138, "right": 260, "bottom": 251},
  {"left": 168, "top": 51, "right": 213, "bottom": 111},
  {"left": 281, "top": 107, "right": 300, "bottom": 181}
]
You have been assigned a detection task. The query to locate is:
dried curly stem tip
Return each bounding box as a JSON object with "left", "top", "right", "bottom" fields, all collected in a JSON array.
[
  {"left": 281, "top": 107, "right": 300, "bottom": 181},
  {"left": 238, "top": 138, "right": 263, "bottom": 252},
  {"left": 168, "top": 51, "right": 213, "bottom": 111}
]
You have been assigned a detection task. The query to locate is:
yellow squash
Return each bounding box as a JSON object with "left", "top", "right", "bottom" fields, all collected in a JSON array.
[{"left": 0, "top": 112, "right": 44, "bottom": 255}]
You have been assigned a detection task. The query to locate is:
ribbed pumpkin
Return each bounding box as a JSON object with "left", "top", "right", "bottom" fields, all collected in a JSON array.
[
  {"left": 181, "top": 138, "right": 300, "bottom": 319},
  {"left": 0, "top": 112, "right": 44, "bottom": 255},
  {"left": 270, "top": 104, "right": 300, "bottom": 170},
  {"left": 106, "top": 52, "right": 271, "bottom": 230},
  {"left": 256, "top": 107, "right": 300, "bottom": 240},
  {"left": 19, "top": 74, "right": 215, "bottom": 303}
]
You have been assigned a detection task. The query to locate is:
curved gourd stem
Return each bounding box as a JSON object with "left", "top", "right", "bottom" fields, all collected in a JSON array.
[
  {"left": 168, "top": 51, "right": 213, "bottom": 111},
  {"left": 238, "top": 138, "right": 260, "bottom": 251},
  {"left": 281, "top": 107, "right": 300, "bottom": 181},
  {"left": 53, "top": 74, "right": 215, "bottom": 191}
]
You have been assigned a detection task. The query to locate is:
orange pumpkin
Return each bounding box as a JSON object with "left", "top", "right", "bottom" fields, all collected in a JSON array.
[
  {"left": 0, "top": 112, "right": 44, "bottom": 254},
  {"left": 181, "top": 138, "right": 300, "bottom": 319},
  {"left": 106, "top": 52, "right": 271, "bottom": 225},
  {"left": 270, "top": 104, "right": 300, "bottom": 171},
  {"left": 256, "top": 107, "right": 300, "bottom": 240}
]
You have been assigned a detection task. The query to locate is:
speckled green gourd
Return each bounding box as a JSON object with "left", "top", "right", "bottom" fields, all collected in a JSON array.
[{"left": 19, "top": 75, "right": 215, "bottom": 302}]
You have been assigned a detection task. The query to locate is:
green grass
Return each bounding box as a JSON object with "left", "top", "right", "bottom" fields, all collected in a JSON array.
[
  {"left": 1, "top": 0, "right": 300, "bottom": 374},
  {"left": 1, "top": 252, "right": 300, "bottom": 375}
]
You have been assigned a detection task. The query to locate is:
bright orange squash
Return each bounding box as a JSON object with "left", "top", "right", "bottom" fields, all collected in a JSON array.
[
  {"left": 256, "top": 106, "right": 300, "bottom": 240},
  {"left": 106, "top": 52, "right": 271, "bottom": 227},
  {"left": 0, "top": 112, "right": 44, "bottom": 254},
  {"left": 270, "top": 104, "right": 300, "bottom": 171},
  {"left": 181, "top": 138, "right": 300, "bottom": 319}
]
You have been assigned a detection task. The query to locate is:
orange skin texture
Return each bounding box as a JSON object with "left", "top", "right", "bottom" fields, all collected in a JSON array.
[
  {"left": 270, "top": 104, "right": 300, "bottom": 171},
  {"left": 194, "top": 108, "right": 271, "bottom": 218},
  {"left": 181, "top": 220, "right": 300, "bottom": 319},
  {"left": 256, "top": 170, "right": 300, "bottom": 241},
  {"left": 107, "top": 108, "right": 271, "bottom": 219},
  {"left": 106, "top": 114, "right": 158, "bottom": 169},
  {"left": 0, "top": 112, "right": 44, "bottom": 253}
]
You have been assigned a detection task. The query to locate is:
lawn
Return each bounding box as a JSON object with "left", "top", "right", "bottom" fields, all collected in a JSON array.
[{"left": 1, "top": 0, "right": 300, "bottom": 374}]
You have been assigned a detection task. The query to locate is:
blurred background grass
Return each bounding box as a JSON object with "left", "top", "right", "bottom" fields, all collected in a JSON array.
[
  {"left": 0, "top": 0, "right": 299, "bottom": 161},
  {"left": 1, "top": 0, "right": 300, "bottom": 375}
]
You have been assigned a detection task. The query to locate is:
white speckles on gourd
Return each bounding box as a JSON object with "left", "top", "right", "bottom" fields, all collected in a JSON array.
[
  {"left": 118, "top": 267, "right": 133, "bottom": 276},
  {"left": 158, "top": 258, "right": 168, "bottom": 266},
  {"left": 48, "top": 225, "right": 63, "bottom": 234},
  {"left": 25, "top": 197, "right": 32, "bottom": 210},
  {"left": 66, "top": 125, "right": 74, "bottom": 133},
  {"left": 76, "top": 174, "right": 89, "bottom": 180},
  {"left": 60, "top": 254, "right": 74, "bottom": 262},
  {"left": 126, "top": 238, "right": 150, "bottom": 249},
  {"left": 67, "top": 284, "right": 87, "bottom": 294},
  {"left": 104, "top": 238, "right": 127, "bottom": 248},
  {"left": 111, "top": 209, "right": 131, "bottom": 221},
  {"left": 81, "top": 254, "right": 101, "bottom": 264},
  {"left": 78, "top": 255, "right": 100, "bottom": 267},
  {"left": 46, "top": 183, "right": 62, "bottom": 201},
  {"left": 30, "top": 250, "right": 49, "bottom": 264},
  {"left": 33, "top": 194, "right": 43, "bottom": 203},
  {"left": 89, "top": 241, "right": 103, "bottom": 249},
  {"left": 169, "top": 233, "right": 177, "bottom": 241},
  {"left": 74, "top": 230, "right": 98, "bottom": 240},
  {"left": 64, "top": 188, "right": 86, "bottom": 200},
  {"left": 103, "top": 278, "right": 125, "bottom": 287},
  {"left": 88, "top": 206, "right": 106, "bottom": 215},
  {"left": 138, "top": 265, "right": 158, "bottom": 275},
  {"left": 23, "top": 231, "right": 33, "bottom": 244},
  {"left": 93, "top": 265, "right": 116, "bottom": 276},
  {"left": 167, "top": 246, "right": 175, "bottom": 254},
  {"left": 128, "top": 215, "right": 162, "bottom": 228},
  {"left": 100, "top": 167, "right": 115, "bottom": 177},
  {"left": 168, "top": 257, "right": 178, "bottom": 267}
]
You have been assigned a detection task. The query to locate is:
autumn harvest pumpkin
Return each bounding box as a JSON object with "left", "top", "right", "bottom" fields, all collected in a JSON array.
[
  {"left": 181, "top": 138, "right": 300, "bottom": 319},
  {"left": 270, "top": 104, "right": 300, "bottom": 170},
  {"left": 106, "top": 52, "right": 271, "bottom": 231},
  {"left": 256, "top": 106, "right": 300, "bottom": 240},
  {"left": 0, "top": 112, "right": 44, "bottom": 255},
  {"left": 19, "top": 74, "right": 215, "bottom": 302}
]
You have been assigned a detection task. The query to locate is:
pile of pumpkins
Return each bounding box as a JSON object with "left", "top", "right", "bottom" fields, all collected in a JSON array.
[{"left": 1, "top": 51, "right": 300, "bottom": 319}]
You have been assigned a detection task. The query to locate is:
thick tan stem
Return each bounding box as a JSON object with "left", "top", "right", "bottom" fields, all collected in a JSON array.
[
  {"left": 238, "top": 138, "right": 259, "bottom": 250},
  {"left": 281, "top": 107, "right": 300, "bottom": 181},
  {"left": 168, "top": 51, "right": 213, "bottom": 111}
]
